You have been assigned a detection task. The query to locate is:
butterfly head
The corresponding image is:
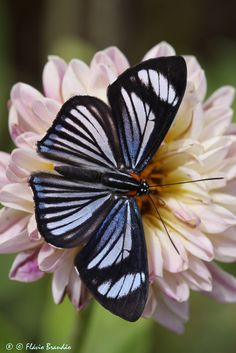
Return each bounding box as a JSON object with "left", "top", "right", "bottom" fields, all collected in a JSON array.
[{"left": 137, "top": 180, "right": 150, "bottom": 196}]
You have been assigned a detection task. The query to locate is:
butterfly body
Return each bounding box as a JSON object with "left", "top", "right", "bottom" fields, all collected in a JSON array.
[
  {"left": 55, "top": 165, "right": 144, "bottom": 193},
  {"left": 30, "top": 56, "right": 187, "bottom": 321}
]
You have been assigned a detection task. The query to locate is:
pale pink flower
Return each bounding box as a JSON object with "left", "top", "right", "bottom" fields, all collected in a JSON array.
[{"left": 1, "top": 41, "right": 236, "bottom": 333}]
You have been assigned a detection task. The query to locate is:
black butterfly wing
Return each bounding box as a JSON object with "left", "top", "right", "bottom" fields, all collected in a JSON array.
[
  {"left": 37, "top": 95, "right": 122, "bottom": 170},
  {"left": 75, "top": 197, "right": 148, "bottom": 321},
  {"left": 29, "top": 172, "right": 116, "bottom": 248},
  {"left": 108, "top": 56, "right": 187, "bottom": 172}
]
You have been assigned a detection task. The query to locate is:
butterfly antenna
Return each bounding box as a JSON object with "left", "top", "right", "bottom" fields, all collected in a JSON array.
[
  {"left": 148, "top": 194, "right": 180, "bottom": 255},
  {"left": 149, "top": 176, "right": 224, "bottom": 188}
]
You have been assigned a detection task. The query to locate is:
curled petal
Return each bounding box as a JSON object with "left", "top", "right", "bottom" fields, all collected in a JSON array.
[
  {"left": 212, "top": 192, "right": 236, "bottom": 214},
  {"left": 0, "top": 183, "right": 33, "bottom": 213},
  {"left": 27, "top": 214, "right": 41, "bottom": 241},
  {"left": 52, "top": 259, "right": 73, "bottom": 304},
  {"left": 190, "top": 136, "right": 233, "bottom": 174},
  {"left": 164, "top": 211, "right": 214, "bottom": 261},
  {"left": 9, "top": 248, "right": 44, "bottom": 282},
  {"left": 142, "top": 41, "right": 176, "bottom": 60},
  {"left": 102, "top": 47, "right": 129, "bottom": 74},
  {"left": 0, "top": 152, "right": 10, "bottom": 189},
  {"left": 38, "top": 244, "right": 72, "bottom": 272},
  {"left": 200, "top": 106, "right": 233, "bottom": 141},
  {"left": 184, "top": 56, "right": 207, "bottom": 102},
  {"left": 221, "top": 157, "right": 236, "bottom": 182},
  {"left": 32, "top": 98, "right": 61, "bottom": 130},
  {"left": 68, "top": 268, "right": 90, "bottom": 309},
  {"left": 88, "top": 64, "right": 117, "bottom": 102},
  {"left": 6, "top": 148, "right": 54, "bottom": 183},
  {"left": 204, "top": 86, "right": 235, "bottom": 111},
  {"left": 182, "top": 257, "right": 212, "bottom": 291},
  {"left": 14, "top": 131, "right": 40, "bottom": 149},
  {"left": 206, "top": 263, "right": 236, "bottom": 303},
  {"left": 152, "top": 291, "right": 189, "bottom": 334},
  {"left": 156, "top": 273, "right": 190, "bottom": 302},
  {"left": 142, "top": 286, "right": 157, "bottom": 317},
  {"left": 62, "top": 59, "right": 90, "bottom": 100},
  {"left": 10, "top": 83, "right": 45, "bottom": 134},
  {"left": 208, "top": 227, "right": 236, "bottom": 262},
  {"left": 91, "top": 47, "right": 129, "bottom": 76},
  {"left": 226, "top": 122, "right": 236, "bottom": 135},
  {"left": 0, "top": 208, "right": 39, "bottom": 253},
  {"left": 146, "top": 216, "right": 188, "bottom": 273},
  {"left": 165, "top": 197, "right": 200, "bottom": 227},
  {"left": 144, "top": 219, "right": 163, "bottom": 277},
  {"left": 9, "top": 105, "right": 26, "bottom": 142},
  {"left": 191, "top": 203, "right": 236, "bottom": 234},
  {"left": 43, "top": 56, "right": 67, "bottom": 102}
]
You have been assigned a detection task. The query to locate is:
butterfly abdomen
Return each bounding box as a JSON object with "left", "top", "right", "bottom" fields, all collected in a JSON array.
[{"left": 55, "top": 165, "right": 103, "bottom": 183}]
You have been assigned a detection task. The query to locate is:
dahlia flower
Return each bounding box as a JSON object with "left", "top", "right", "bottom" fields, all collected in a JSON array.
[{"left": 1, "top": 41, "right": 236, "bottom": 333}]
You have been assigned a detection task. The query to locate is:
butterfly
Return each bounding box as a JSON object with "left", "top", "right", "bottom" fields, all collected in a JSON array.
[{"left": 29, "top": 56, "right": 187, "bottom": 321}]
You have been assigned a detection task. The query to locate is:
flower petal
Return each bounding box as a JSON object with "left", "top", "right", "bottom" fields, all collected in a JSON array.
[
  {"left": 88, "top": 63, "right": 117, "bottom": 102},
  {"left": 182, "top": 256, "right": 212, "bottom": 291},
  {"left": 204, "top": 86, "right": 235, "bottom": 111},
  {"left": 14, "top": 131, "right": 40, "bottom": 149},
  {"left": 38, "top": 244, "right": 71, "bottom": 272},
  {"left": 146, "top": 216, "right": 188, "bottom": 273},
  {"left": 6, "top": 148, "right": 54, "bottom": 183},
  {"left": 10, "top": 83, "right": 45, "bottom": 134},
  {"left": 152, "top": 291, "right": 189, "bottom": 334},
  {"left": 163, "top": 211, "right": 214, "bottom": 261},
  {"left": 31, "top": 98, "right": 60, "bottom": 130},
  {"left": 0, "top": 208, "right": 36, "bottom": 253},
  {"left": 208, "top": 227, "right": 236, "bottom": 262},
  {"left": 62, "top": 59, "right": 90, "bottom": 100},
  {"left": 144, "top": 219, "right": 163, "bottom": 277},
  {"left": 206, "top": 263, "right": 236, "bottom": 303},
  {"left": 0, "top": 183, "right": 33, "bottom": 212},
  {"left": 67, "top": 268, "right": 91, "bottom": 310},
  {"left": 43, "top": 56, "right": 67, "bottom": 102},
  {"left": 165, "top": 197, "right": 201, "bottom": 227},
  {"left": 102, "top": 46, "right": 129, "bottom": 74},
  {"left": 157, "top": 273, "right": 190, "bottom": 302},
  {"left": 142, "top": 41, "right": 176, "bottom": 60},
  {"left": 190, "top": 203, "right": 236, "bottom": 234},
  {"left": 184, "top": 56, "right": 207, "bottom": 102},
  {"left": 9, "top": 248, "right": 44, "bottom": 282},
  {"left": 52, "top": 260, "right": 73, "bottom": 304},
  {"left": 142, "top": 286, "right": 157, "bottom": 317},
  {"left": 27, "top": 214, "right": 41, "bottom": 241},
  {"left": 0, "top": 152, "right": 10, "bottom": 189}
]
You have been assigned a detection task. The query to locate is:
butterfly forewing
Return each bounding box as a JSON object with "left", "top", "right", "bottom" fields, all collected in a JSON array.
[
  {"left": 108, "top": 56, "right": 187, "bottom": 172},
  {"left": 30, "top": 172, "right": 116, "bottom": 248},
  {"left": 75, "top": 197, "right": 148, "bottom": 321},
  {"left": 37, "top": 96, "right": 122, "bottom": 170}
]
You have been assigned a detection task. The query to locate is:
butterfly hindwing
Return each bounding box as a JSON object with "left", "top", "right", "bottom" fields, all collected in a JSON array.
[
  {"left": 108, "top": 56, "right": 187, "bottom": 172},
  {"left": 29, "top": 172, "right": 116, "bottom": 248},
  {"left": 75, "top": 197, "right": 148, "bottom": 321},
  {"left": 37, "top": 96, "right": 122, "bottom": 170}
]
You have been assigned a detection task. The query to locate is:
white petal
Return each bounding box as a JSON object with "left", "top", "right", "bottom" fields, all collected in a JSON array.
[
  {"left": 62, "top": 59, "right": 90, "bottom": 100},
  {"left": 143, "top": 42, "right": 176, "bottom": 60},
  {"left": 206, "top": 263, "right": 236, "bottom": 303},
  {"left": 43, "top": 56, "right": 67, "bottom": 102}
]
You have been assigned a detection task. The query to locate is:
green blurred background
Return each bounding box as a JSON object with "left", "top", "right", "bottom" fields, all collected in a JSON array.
[{"left": 0, "top": 0, "right": 236, "bottom": 352}]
